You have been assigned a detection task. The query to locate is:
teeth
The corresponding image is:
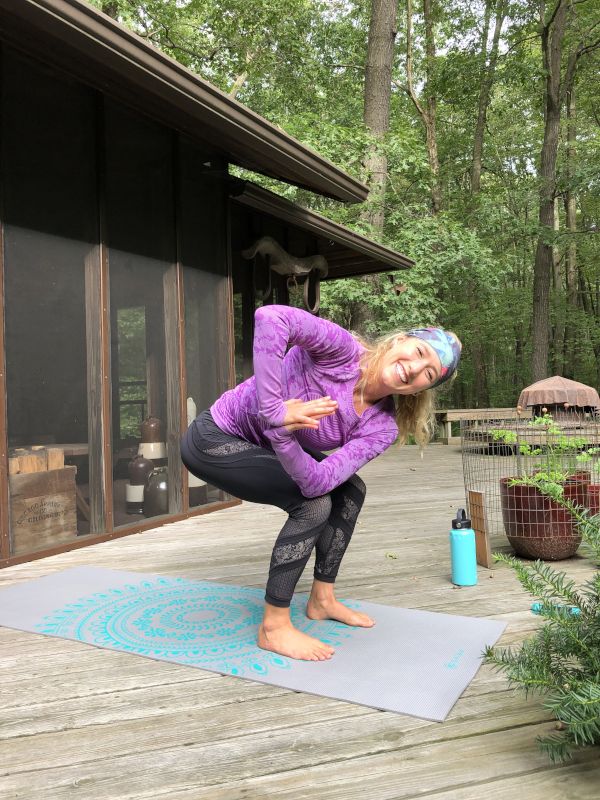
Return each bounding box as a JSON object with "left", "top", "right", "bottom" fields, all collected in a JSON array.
[{"left": 396, "top": 363, "right": 408, "bottom": 384}]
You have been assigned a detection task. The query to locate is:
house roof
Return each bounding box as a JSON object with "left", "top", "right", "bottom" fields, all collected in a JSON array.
[
  {"left": 0, "top": 0, "right": 368, "bottom": 203},
  {"left": 231, "top": 182, "right": 414, "bottom": 278}
]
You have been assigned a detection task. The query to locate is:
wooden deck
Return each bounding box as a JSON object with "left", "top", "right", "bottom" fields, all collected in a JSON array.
[{"left": 1, "top": 444, "right": 599, "bottom": 799}]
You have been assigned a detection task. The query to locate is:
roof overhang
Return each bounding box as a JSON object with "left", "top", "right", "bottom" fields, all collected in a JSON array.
[
  {"left": 231, "top": 182, "right": 414, "bottom": 278},
  {"left": 0, "top": 0, "right": 369, "bottom": 203}
]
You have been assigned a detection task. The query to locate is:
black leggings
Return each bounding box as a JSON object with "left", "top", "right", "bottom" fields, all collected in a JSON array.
[{"left": 180, "top": 410, "right": 366, "bottom": 608}]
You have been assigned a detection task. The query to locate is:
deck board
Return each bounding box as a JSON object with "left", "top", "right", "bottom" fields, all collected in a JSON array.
[{"left": 1, "top": 444, "right": 599, "bottom": 799}]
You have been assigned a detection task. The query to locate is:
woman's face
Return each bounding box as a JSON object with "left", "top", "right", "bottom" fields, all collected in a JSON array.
[{"left": 378, "top": 335, "right": 442, "bottom": 396}]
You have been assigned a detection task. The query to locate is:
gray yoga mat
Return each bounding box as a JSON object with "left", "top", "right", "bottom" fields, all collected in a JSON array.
[{"left": 0, "top": 566, "right": 506, "bottom": 721}]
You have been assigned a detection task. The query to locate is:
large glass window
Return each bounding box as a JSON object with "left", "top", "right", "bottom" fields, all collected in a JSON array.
[
  {"left": 104, "top": 101, "right": 175, "bottom": 526},
  {"left": 180, "top": 139, "right": 232, "bottom": 507},
  {"left": 2, "top": 51, "right": 96, "bottom": 556}
]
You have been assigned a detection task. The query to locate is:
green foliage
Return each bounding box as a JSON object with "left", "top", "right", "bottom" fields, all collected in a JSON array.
[
  {"left": 485, "top": 404, "right": 600, "bottom": 763},
  {"left": 489, "top": 412, "right": 600, "bottom": 488},
  {"left": 87, "top": 0, "right": 600, "bottom": 404},
  {"left": 484, "top": 497, "right": 600, "bottom": 761}
]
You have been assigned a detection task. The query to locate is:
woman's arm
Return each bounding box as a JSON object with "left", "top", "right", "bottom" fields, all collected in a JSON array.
[
  {"left": 263, "top": 424, "right": 398, "bottom": 498},
  {"left": 253, "top": 305, "right": 359, "bottom": 427}
]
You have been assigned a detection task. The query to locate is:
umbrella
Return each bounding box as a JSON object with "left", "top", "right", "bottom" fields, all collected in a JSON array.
[{"left": 518, "top": 376, "right": 600, "bottom": 410}]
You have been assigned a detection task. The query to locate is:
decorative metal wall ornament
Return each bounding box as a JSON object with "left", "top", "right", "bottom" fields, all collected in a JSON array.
[
  {"left": 241, "top": 236, "right": 328, "bottom": 314},
  {"left": 387, "top": 273, "right": 408, "bottom": 296}
]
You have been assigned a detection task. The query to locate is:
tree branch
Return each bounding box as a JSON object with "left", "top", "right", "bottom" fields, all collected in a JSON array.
[
  {"left": 562, "top": 32, "right": 600, "bottom": 104},
  {"left": 503, "top": 32, "right": 540, "bottom": 56},
  {"left": 229, "top": 51, "right": 255, "bottom": 98},
  {"left": 405, "top": 0, "right": 427, "bottom": 122},
  {"left": 328, "top": 64, "right": 366, "bottom": 70},
  {"left": 577, "top": 34, "right": 600, "bottom": 58},
  {"left": 543, "top": 0, "right": 566, "bottom": 34}
]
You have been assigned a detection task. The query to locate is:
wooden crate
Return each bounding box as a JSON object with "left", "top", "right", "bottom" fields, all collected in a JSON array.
[{"left": 9, "top": 466, "right": 78, "bottom": 557}]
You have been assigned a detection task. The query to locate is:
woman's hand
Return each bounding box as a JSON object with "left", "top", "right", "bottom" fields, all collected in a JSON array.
[{"left": 283, "top": 397, "right": 338, "bottom": 432}]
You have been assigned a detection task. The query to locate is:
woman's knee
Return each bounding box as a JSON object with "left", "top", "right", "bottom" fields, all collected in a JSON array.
[
  {"left": 349, "top": 474, "right": 366, "bottom": 501},
  {"left": 288, "top": 494, "right": 333, "bottom": 526}
]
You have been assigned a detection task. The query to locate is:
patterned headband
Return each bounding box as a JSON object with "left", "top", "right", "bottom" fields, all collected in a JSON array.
[{"left": 406, "top": 327, "right": 462, "bottom": 388}]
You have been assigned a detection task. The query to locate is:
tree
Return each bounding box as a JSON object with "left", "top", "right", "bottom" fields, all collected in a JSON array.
[
  {"left": 362, "top": 0, "right": 398, "bottom": 233},
  {"left": 352, "top": 0, "right": 398, "bottom": 335},
  {"left": 405, "top": 0, "right": 442, "bottom": 214},
  {"left": 532, "top": 0, "right": 600, "bottom": 381},
  {"left": 86, "top": 0, "right": 600, "bottom": 407},
  {"left": 471, "top": 0, "right": 506, "bottom": 194}
]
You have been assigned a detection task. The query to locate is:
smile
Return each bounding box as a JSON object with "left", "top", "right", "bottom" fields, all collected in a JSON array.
[{"left": 395, "top": 363, "right": 408, "bottom": 384}]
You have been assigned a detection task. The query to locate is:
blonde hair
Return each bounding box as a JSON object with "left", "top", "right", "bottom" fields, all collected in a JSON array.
[{"left": 354, "top": 331, "right": 438, "bottom": 447}]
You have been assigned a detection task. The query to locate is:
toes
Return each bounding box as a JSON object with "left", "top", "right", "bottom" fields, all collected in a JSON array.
[{"left": 356, "top": 613, "right": 374, "bottom": 626}]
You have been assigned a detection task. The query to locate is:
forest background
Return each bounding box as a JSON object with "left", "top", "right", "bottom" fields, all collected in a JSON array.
[{"left": 92, "top": 0, "right": 600, "bottom": 409}]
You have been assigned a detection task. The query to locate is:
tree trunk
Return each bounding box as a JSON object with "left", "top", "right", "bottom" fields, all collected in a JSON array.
[
  {"left": 471, "top": 341, "right": 491, "bottom": 406},
  {"left": 578, "top": 271, "right": 600, "bottom": 386},
  {"left": 551, "top": 196, "right": 565, "bottom": 375},
  {"left": 229, "top": 52, "right": 255, "bottom": 100},
  {"left": 471, "top": 0, "right": 506, "bottom": 194},
  {"left": 422, "top": 0, "right": 441, "bottom": 214},
  {"left": 531, "top": 0, "right": 568, "bottom": 381},
  {"left": 405, "top": 0, "right": 441, "bottom": 214},
  {"left": 229, "top": 72, "right": 248, "bottom": 99},
  {"left": 563, "top": 83, "right": 578, "bottom": 377},
  {"left": 464, "top": 0, "right": 505, "bottom": 403},
  {"left": 513, "top": 333, "right": 524, "bottom": 390},
  {"left": 354, "top": 0, "right": 397, "bottom": 334},
  {"left": 361, "top": 0, "right": 397, "bottom": 232}
]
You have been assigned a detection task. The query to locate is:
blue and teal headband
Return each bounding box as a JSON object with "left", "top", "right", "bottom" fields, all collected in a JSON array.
[{"left": 406, "top": 327, "right": 462, "bottom": 388}]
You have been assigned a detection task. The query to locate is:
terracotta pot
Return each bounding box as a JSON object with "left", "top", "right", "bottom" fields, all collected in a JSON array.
[
  {"left": 587, "top": 484, "right": 600, "bottom": 516},
  {"left": 500, "top": 475, "right": 589, "bottom": 560}
]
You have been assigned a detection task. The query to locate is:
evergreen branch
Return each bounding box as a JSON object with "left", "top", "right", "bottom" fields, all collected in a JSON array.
[
  {"left": 493, "top": 553, "right": 582, "bottom": 607},
  {"left": 545, "top": 683, "right": 600, "bottom": 745},
  {"left": 536, "top": 732, "right": 573, "bottom": 763}
]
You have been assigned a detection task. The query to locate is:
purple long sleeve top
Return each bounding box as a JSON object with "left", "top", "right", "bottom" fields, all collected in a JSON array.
[{"left": 210, "top": 305, "right": 398, "bottom": 498}]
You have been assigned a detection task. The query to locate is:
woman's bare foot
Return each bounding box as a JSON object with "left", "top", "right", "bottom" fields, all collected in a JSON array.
[
  {"left": 258, "top": 603, "right": 335, "bottom": 661},
  {"left": 306, "top": 582, "right": 375, "bottom": 627},
  {"left": 258, "top": 622, "right": 334, "bottom": 661}
]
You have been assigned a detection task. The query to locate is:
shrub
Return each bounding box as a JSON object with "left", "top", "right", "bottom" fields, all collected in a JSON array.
[{"left": 484, "top": 493, "right": 600, "bottom": 762}]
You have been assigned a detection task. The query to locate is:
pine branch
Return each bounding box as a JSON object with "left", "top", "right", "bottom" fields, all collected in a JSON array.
[
  {"left": 494, "top": 553, "right": 583, "bottom": 607},
  {"left": 545, "top": 683, "right": 600, "bottom": 745},
  {"left": 536, "top": 732, "right": 573, "bottom": 763}
]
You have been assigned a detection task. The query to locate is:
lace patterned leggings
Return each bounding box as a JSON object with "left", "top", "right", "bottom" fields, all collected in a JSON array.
[{"left": 180, "top": 409, "right": 366, "bottom": 608}]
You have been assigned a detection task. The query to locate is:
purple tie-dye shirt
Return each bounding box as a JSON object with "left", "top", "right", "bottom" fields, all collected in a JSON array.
[{"left": 210, "top": 305, "right": 398, "bottom": 497}]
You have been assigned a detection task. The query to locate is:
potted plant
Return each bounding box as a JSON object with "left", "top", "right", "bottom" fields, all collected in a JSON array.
[
  {"left": 489, "top": 411, "right": 599, "bottom": 559},
  {"left": 484, "top": 490, "right": 600, "bottom": 762},
  {"left": 587, "top": 456, "right": 600, "bottom": 516}
]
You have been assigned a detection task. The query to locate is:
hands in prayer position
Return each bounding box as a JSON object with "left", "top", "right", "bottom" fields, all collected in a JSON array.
[{"left": 282, "top": 397, "right": 338, "bottom": 432}]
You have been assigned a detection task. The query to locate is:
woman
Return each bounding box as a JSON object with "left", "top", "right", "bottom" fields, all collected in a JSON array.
[{"left": 181, "top": 304, "right": 461, "bottom": 662}]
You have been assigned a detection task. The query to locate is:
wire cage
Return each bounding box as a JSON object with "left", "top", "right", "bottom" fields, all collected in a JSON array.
[{"left": 461, "top": 407, "right": 600, "bottom": 560}]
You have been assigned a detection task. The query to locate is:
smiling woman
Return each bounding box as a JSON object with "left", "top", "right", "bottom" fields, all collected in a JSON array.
[
  {"left": 181, "top": 305, "right": 461, "bottom": 663},
  {"left": 355, "top": 326, "right": 462, "bottom": 444}
]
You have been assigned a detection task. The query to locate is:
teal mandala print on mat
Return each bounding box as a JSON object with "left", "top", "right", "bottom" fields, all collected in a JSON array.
[{"left": 34, "top": 577, "right": 357, "bottom": 676}]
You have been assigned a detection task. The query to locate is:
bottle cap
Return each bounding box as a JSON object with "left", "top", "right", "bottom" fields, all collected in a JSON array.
[{"left": 452, "top": 508, "right": 472, "bottom": 529}]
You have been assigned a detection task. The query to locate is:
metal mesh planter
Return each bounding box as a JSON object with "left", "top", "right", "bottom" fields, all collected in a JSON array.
[{"left": 460, "top": 408, "right": 600, "bottom": 560}]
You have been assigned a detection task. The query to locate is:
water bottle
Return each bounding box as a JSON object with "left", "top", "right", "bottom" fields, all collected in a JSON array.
[
  {"left": 531, "top": 602, "right": 580, "bottom": 617},
  {"left": 450, "top": 508, "right": 478, "bottom": 586}
]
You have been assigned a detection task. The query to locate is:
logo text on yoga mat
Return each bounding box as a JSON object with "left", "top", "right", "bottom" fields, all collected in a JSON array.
[{"left": 444, "top": 648, "right": 465, "bottom": 669}]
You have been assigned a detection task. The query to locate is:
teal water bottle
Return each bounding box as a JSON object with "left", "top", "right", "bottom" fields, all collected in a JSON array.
[{"left": 450, "top": 508, "right": 478, "bottom": 586}]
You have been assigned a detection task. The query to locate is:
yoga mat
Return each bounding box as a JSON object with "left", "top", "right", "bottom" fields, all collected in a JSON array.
[{"left": 0, "top": 566, "right": 506, "bottom": 721}]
